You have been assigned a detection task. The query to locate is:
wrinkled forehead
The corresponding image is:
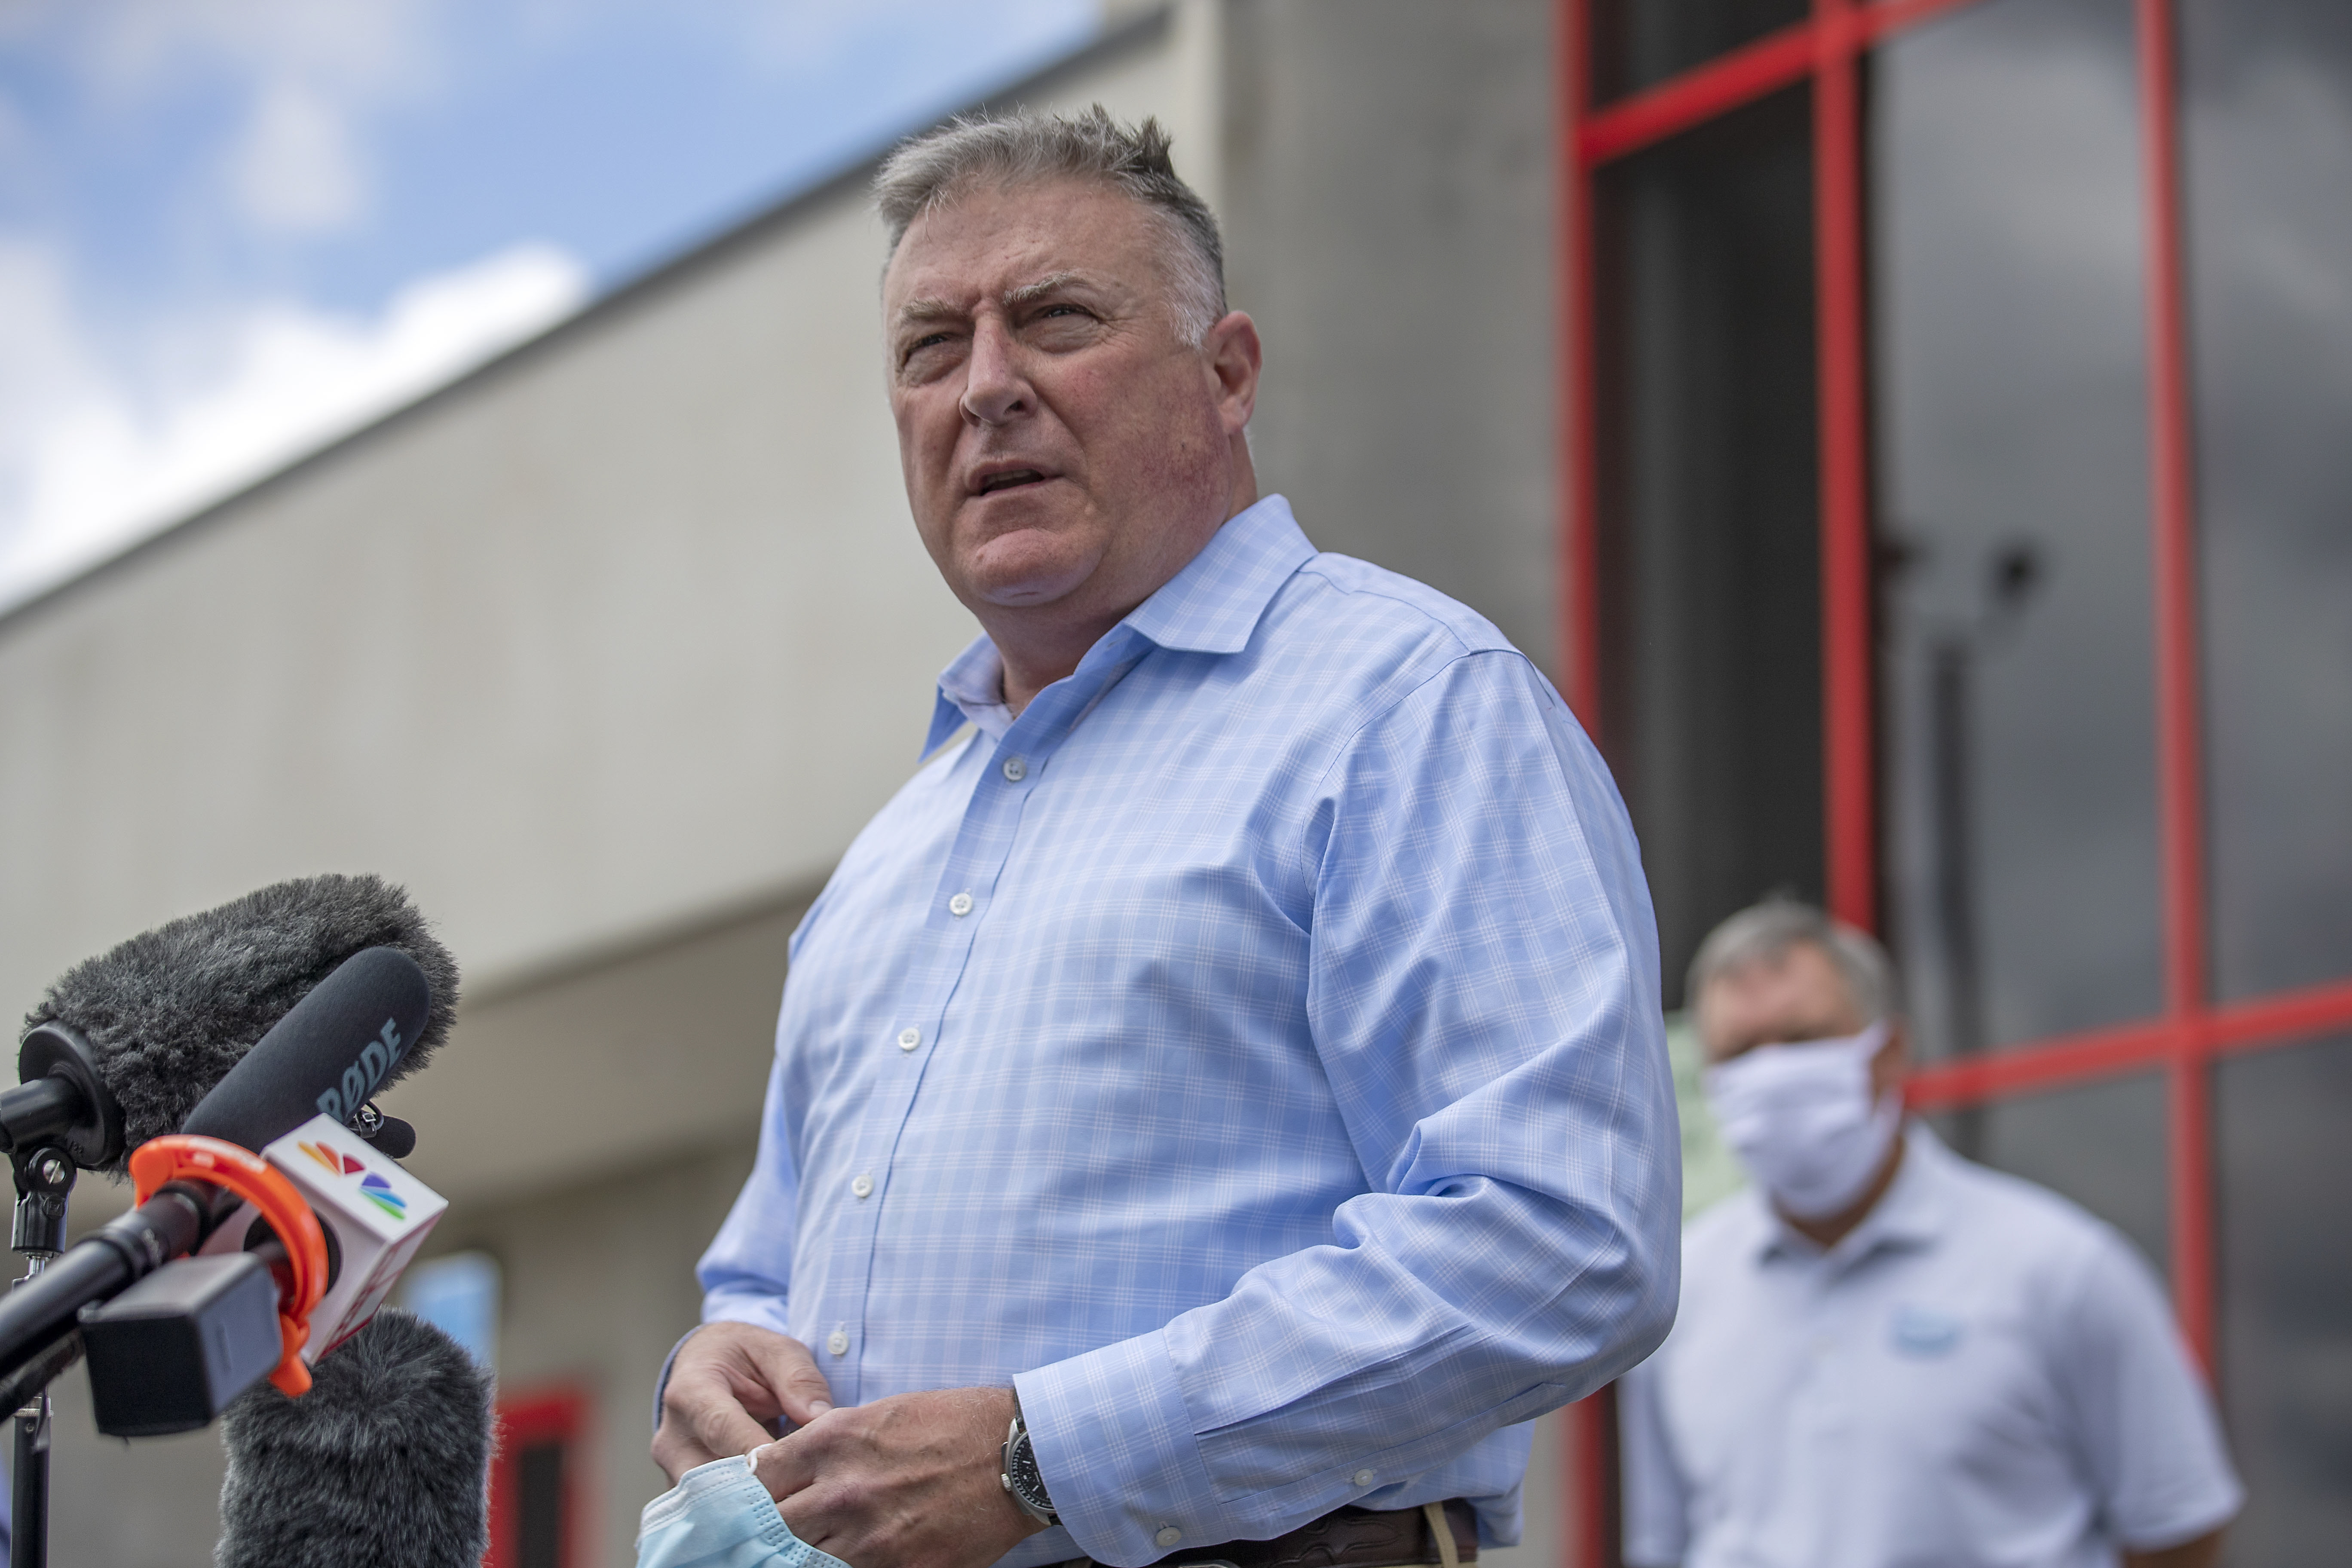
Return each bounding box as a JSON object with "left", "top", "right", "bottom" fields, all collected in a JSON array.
[
  {"left": 1695, "top": 939, "right": 1869, "bottom": 1055},
  {"left": 880, "top": 174, "right": 1164, "bottom": 313}
]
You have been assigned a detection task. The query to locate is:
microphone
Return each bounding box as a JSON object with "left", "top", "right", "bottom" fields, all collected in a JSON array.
[
  {"left": 217, "top": 1308, "right": 494, "bottom": 1568},
  {"left": 0, "top": 943, "right": 450, "bottom": 1383},
  {"left": 21, "top": 873, "right": 459, "bottom": 1173}
]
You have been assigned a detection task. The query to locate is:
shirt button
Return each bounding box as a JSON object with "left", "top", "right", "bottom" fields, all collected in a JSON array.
[
  {"left": 949, "top": 892, "right": 974, "bottom": 917},
  {"left": 1002, "top": 755, "right": 1028, "bottom": 781},
  {"left": 851, "top": 1173, "right": 874, "bottom": 1199},
  {"left": 1352, "top": 1468, "right": 1375, "bottom": 1488},
  {"left": 898, "top": 1027, "right": 921, "bottom": 1051},
  {"left": 1155, "top": 1528, "right": 1182, "bottom": 1549},
  {"left": 826, "top": 1330, "right": 849, "bottom": 1357}
]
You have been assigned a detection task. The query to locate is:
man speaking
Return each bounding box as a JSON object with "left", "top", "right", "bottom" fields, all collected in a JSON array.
[{"left": 652, "top": 107, "right": 1678, "bottom": 1568}]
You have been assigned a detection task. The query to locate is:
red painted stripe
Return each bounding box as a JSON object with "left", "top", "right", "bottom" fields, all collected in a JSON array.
[
  {"left": 1905, "top": 1017, "right": 2178, "bottom": 1108},
  {"left": 2133, "top": 0, "right": 2216, "bottom": 1366},
  {"left": 1562, "top": 0, "right": 1604, "bottom": 740},
  {"left": 1577, "top": 0, "right": 1986, "bottom": 168},
  {"left": 1904, "top": 979, "right": 2352, "bottom": 1111},
  {"left": 1579, "top": 24, "right": 1814, "bottom": 165},
  {"left": 1814, "top": 0, "right": 1879, "bottom": 934},
  {"left": 1559, "top": 4, "right": 1610, "bottom": 1562},
  {"left": 2138, "top": 1, "right": 2209, "bottom": 1028},
  {"left": 2208, "top": 977, "right": 2352, "bottom": 1054}
]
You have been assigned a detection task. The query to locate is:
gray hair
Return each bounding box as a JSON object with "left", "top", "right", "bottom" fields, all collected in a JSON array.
[
  {"left": 874, "top": 104, "right": 1228, "bottom": 344},
  {"left": 1687, "top": 899, "right": 1905, "bottom": 1026}
]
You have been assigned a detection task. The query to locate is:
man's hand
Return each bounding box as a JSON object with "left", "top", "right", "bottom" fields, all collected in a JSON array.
[
  {"left": 753, "top": 1384, "right": 1048, "bottom": 1568},
  {"left": 653, "top": 1322, "right": 838, "bottom": 1482}
]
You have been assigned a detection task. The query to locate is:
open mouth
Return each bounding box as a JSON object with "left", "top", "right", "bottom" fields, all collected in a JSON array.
[{"left": 974, "top": 468, "right": 1049, "bottom": 496}]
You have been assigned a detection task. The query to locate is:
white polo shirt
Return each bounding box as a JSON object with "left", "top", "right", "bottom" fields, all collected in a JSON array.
[{"left": 1621, "top": 1125, "right": 2241, "bottom": 1568}]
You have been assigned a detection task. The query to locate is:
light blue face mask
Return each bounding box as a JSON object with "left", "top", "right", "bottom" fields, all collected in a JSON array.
[{"left": 636, "top": 1454, "right": 855, "bottom": 1568}]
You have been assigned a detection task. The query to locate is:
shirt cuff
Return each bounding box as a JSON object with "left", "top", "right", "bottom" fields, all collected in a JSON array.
[
  {"left": 652, "top": 1326, "right": 702, "bottom": 1436},
  {"left": 1015, "top": 1328, "right": 1221, "bottom": 1568}
]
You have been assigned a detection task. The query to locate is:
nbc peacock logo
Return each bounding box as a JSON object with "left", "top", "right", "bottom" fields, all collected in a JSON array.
[
  {"left": 297, "top": 1141, "right": 408, "bottom": 1221},
  {"left": 358, "top": 1172, "right": 407, "bottom": 1221},
  {"left": 300, "top": 1141, "right": 363, "bottom": 1176}
]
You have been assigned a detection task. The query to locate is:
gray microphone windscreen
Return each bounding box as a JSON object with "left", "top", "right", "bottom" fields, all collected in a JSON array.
[
  {"left": 20, "top": 874, "right": 459, "bottom": 1172},
  {"left": 217, "top": 1308, "right": 494, "bottom": 1568}
]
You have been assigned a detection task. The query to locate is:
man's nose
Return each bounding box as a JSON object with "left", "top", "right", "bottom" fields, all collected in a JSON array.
[{"left": 959, "top": 318, "right": 1031, "bottom": 426}]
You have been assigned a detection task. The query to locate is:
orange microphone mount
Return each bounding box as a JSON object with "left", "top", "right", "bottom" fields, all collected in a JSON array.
[{"left": 129, "top": 1136, "right": 331, "bottom": 1396}]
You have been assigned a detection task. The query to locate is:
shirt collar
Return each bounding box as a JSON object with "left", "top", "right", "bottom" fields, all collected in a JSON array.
[
  {"left": 1755, "top": 1121, "right": 1956, "bottom": 1268},
  {"left": 923, "top": 494, "right": 1315, "bottom": 755}
]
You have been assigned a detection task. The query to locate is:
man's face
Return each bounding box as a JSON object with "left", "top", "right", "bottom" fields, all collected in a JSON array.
[
  {"left": 1697, "top": 941, "right": 1896, "bottom": 1075},
  {"left": 881, "top": 177, "right": 1254, "bottom": 625}
]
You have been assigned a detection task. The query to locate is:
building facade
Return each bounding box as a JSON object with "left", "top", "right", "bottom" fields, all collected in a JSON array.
[
  {"left": 1568, "top": 0, "right": 2351, "bottom": 1559},
  {"left": 2, "top": 0, "right": 2343, "bottom": 1563},
  {"left": 0, "top": 6, "right": 1572, "bottom": 1565}
]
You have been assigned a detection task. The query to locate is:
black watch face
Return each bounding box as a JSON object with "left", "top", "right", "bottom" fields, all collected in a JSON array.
[{"left": 1008, "top": 1430, "right": 1052, "bottom": 1514}]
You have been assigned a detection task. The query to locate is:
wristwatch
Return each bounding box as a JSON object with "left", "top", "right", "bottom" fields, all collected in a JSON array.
[{"left": 1001, "top": 1406, "right": 1059, "bottom": 1527}]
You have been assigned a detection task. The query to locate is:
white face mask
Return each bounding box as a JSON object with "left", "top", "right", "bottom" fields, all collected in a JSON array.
[
  {"left": 1702, "top": 1021, "right": 1902, "bottom": 1220},
  {"left": 636, "top": 1454, "right": 849, "bottom": 1568}
]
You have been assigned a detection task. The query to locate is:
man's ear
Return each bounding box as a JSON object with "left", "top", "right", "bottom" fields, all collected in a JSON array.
[
  {"left": 1203, "top": 309, "right": 1262, "bottom": 433},
  {"left": 1874, "top": 1020, "right": 1911, "bottom": 1101}
]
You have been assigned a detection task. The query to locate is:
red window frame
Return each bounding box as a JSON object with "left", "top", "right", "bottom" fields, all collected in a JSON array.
[
  {"left": 486, "top": 1385, "right": 594, "bottom": 1568},
  {"left": 1555, "top": 0, "right": 2352, "bottom": 1561}
]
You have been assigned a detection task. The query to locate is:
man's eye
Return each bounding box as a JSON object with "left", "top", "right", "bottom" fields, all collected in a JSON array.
[{"left": 900, "top": 333, "right": 955, "bottom": 369}]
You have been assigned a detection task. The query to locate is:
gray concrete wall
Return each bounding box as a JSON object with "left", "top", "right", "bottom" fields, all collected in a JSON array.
[{"left": 1219, "top": 0, "right": 1562, "bottom": 677}]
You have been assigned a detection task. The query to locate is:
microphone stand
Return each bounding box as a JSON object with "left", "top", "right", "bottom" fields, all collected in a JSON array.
[{"left": 9, "top": 1143, "right": 76, "bottom": 1568}]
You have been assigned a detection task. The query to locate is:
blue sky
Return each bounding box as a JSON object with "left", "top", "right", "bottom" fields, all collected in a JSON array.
[{"left": 0, "top": 0, "right": 1098, "bottom": 609}]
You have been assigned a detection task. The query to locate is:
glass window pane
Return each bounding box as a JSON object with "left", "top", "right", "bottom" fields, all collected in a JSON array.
[
  {"left": 1924, "top": 1070, "right": 2169, "bottom": 1280},
  {"left": 1870, "top": 0, "right": 2165, "bottom": 1060},
  {"left": 2216, "top": 1034, "right": 2352, "bottom": 1562},
  {"left": 1594, "top": 86, "right": 1821, "bottom": 1009},
  {"left": 1589, "top": 0, "right": 1809, "bottom": 105},
  {"left": 2180, "top": 1, "right": 2352, "bottom": 1002}
]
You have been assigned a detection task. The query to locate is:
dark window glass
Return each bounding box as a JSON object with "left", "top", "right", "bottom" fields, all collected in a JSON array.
[
  {"left": 1870, "top": 0, "right": 2164, "bottom": 1060},
  {"left": 2217, "top": 1035, "right": 2352, "bottom": 1561},
  {"left": 1925, "top": 1071, "right": 2169, "bottom": 1279},
  {"left": 2180, "top": 1, "right": 2352, "bottom": 1001},
  {"left": 518, "top": 1440, "right": 567, "bottom": 1568},
  {"left": 1594, "top": 86, "right": 1821, "bottom": 1009},
  {"left": 1589, "top": 0, "right": 1809, "bottom": 105}
]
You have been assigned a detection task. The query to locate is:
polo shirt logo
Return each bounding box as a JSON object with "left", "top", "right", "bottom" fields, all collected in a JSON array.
[{"left": 1890, "top": 1304, "right": 1964, "bottom": 1357}]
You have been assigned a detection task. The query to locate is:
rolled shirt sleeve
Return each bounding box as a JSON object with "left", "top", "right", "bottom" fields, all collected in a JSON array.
[
  {"left": 697, "top": 1056, "right": 802, "bottom": 1342},
  {"left": 2055, "top": 1229, "right": 2242, "bottom": 1550},
  {"left": 1017, "top": 654, "right": 1682, "bottom": 1564}
]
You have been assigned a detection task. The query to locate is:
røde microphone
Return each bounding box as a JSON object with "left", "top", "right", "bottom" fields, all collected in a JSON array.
[
  {"left": 21, "top": 873, "right": 459, "bottom": 1171},
  {"left": 217, "top": 1309, "right": 494, "bottom": 1568},
  {"left": 0, "top": 939, "right": 453, "bottom": 1389},
  {"left": 74, "top": 947, "right": 451, "bottom": 1431}
]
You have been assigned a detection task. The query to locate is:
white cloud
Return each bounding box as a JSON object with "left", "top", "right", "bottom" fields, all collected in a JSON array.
[
  {"left": 31, "top": 0, "right": 446, "bottom": 236},
  {"left": 0, "top": 241, "right": 590, "bottom": 616},
  {"left": 231, "top": 81, "right": 368, "bottom": 233}
]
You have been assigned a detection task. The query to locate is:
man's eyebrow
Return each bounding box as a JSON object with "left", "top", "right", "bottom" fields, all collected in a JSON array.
[
  {"left": 1001, "top": 271, "right": 1095, "bottom": 308},
  {"left": 892, "top": 297, "right": 962, "bottom": 329},
  {"left": 891, "top": 273, "right": 1106, "bottom": 333}
]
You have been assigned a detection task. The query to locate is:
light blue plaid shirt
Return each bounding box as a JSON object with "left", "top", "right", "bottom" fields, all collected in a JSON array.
[{"left": 699, "top": 496, "right": 1680, "bottom": 1568}]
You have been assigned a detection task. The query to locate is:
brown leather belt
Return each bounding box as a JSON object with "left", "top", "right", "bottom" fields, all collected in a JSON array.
[{"left": 1078, "top": 1499, "right": 1478, "bottom": 1568}]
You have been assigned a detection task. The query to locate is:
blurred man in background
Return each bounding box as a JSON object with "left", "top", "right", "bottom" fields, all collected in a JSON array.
[
  {"left": 649, "top": 107, "right": 1682, "bottom": 1568},
  {"left": 1620, "top": 900, "right": 2240, "bottom": 1568}
]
